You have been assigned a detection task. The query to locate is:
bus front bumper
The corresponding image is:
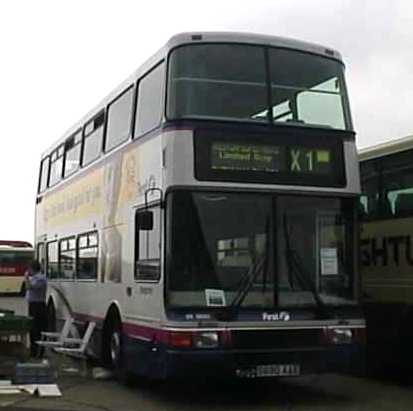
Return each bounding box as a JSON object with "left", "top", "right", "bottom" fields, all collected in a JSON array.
[{"left": 160, "top": 345, "right": 365, "bottom": 379}]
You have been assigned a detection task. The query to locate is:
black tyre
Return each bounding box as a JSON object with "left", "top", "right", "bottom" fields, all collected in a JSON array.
[
  {"left": 109, "top": 318, "right": 122, "bottom": 371},
  {"left": 46, "top": 301, "right": 56, "bottom": 332},
  {"left": 103, "top": 312, "right": 133, "bottom": 383}
]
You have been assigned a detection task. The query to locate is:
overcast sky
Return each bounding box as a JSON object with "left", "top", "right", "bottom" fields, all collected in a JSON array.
[{"left": 1, "top": 0, "right": 412, "bottom": 242}]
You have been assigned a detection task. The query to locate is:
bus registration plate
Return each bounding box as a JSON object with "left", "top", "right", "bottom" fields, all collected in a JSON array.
[{"left": 236, "top": 364, "right": 300, "bottom": 378}]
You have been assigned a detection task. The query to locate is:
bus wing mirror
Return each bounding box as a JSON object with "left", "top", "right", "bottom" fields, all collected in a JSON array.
[{"left": 137, "top": 211, "right": 153, "bottom": 231}]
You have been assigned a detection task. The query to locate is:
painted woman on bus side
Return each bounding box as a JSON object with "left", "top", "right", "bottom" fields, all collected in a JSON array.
[{"left": 101, "top": 152, "right": 123, "bottom": 283}]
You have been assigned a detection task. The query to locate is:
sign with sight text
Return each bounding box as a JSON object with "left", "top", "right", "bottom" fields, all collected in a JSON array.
[
  {"left": 211, "top": 142, "right": 333, "bottom": 176},
  {"left": 195, "top": 128, "right": 346, "bottom": 187}
]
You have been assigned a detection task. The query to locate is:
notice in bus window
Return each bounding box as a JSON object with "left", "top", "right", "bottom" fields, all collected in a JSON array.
[
  {"left": 320, "top": 248, "right": 338, "bottom": 275},
  {"left": 205, "top": 289, "right": 226, "bottom": 307}
]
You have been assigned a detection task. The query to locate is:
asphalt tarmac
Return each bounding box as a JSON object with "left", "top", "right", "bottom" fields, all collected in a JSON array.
[{"left": 1, "top": 296, "right": 412, "bottom": 411}]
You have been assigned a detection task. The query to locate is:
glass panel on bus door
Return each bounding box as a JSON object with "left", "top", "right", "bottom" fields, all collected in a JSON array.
[
  {"left": 46, "top": 241, "right": 59, "bottom": 279},
  {"left": 135, "top": 63, "right": 165, "bottom": 137},
  {"left": 105, "top": 86, "right": 134, "bottom": 151},
  {"left": 167, "top": 45, "right": 267, "bottom": 123},
  {"left": 135, "top": 206, "right": 161, "bottom": 281}
]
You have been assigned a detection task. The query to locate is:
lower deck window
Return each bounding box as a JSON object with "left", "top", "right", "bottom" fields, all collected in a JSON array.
[
  {"left": 46, "top": 241, "right": 59, "bottom": 279},
  {"left": 59, "top": 237, "right": 76, "bottom": 280},
  {"left": 77, "top": 232, "right": 98, "bottom": 280}
]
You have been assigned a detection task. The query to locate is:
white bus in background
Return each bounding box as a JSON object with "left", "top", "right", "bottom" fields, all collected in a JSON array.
[
  {"left": 35, "top": 32, "right": 365, "bottom": 380},
  {"left": 0, "top": 241, "right": 33, "bottom": 295},
  {"left": 359, "top": 135, "right": 413, "bottom": 372}
]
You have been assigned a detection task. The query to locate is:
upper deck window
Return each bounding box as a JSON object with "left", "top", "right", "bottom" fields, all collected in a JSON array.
[
  {"left": 167, "top": 44, "right": 351, "bottom": 131},
  {"left": 168, "top": 45, "right": 267, "bottom": 124},
  {"left": 64, "top": 130, "right": 82, "bottom": 177},
  {"left": 49, "top": 145, "right": 64, "bottom": 187},
  {"left": 135, "top": 62, "right": 165, "bottom": 137},
  {"left": 268, "top": 49, "right": 347, "bottom": 129},
  {"left": 105, "top": 86, "right": 134, "bottom": 151},
  {"left": 39, "top": 156, "right": 50, "bottom": 193},
  {"left": 360, "top": 149, "right": 413, "bottom": 220},
  {"left": 82, "top": 111, "right": 105, "bottom": 166}
]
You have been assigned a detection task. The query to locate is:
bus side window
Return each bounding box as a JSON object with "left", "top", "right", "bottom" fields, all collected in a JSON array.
[
  {"left": 38, "top": 156, "right": 50, "bottom": 193},
  {"left": 135, "top": 206, "right": 161, "bottom": 281},
  {"left": 105, "top": 86, "right": 134, "bottom": 152},
  {"left": 49, "top": 146, "right": 64, "bottom": 187},
  {"left": 134, "top": 62, "right": 165, "bottom": 137},
  {"left": 360, "top": 158, "right": 380, "bottom": 220},
  {"left": 59, "top": 237, "right": 76, "bottom": 280},
  {"left": 77, "top": 232, "right": 98, "bottom": 281},
  {"left": 64, "top": 130, "right": 82, "bottom": 177},
  {"left": 381, "top": 148, "right": 413, "bottom": 218},
  {"left": 46, "top": 241, "right": 59, "bottom": 279},
  {"left": 82, "top": 111, "right": 105, "bottom": 166},
  {"left": 37, "top": 242, "right": 45, "bottom": 271},
  {"left": 395, "top": 192, "right": 413, "bottom": 217}
]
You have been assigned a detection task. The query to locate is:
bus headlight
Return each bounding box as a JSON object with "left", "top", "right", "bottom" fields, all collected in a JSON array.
[
  {"left": 193, "top": 331, "right": 219, "bottom": 348},
  {"left": 326, "top": 328, "right": 353, "bottom": 344}
]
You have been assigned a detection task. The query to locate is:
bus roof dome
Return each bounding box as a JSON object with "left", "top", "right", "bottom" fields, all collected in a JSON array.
[{"left": 166, "top": 32, "right": 343, "bottom": 62}]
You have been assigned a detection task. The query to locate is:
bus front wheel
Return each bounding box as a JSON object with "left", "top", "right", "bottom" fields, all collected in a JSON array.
[
  {"left": 46, "top": 301, "right": 56, "bottom": 332},
  {"left": 109, "top": 322, "right": 122, "bottom": 370},
  {"left": 103, "top": 312, "right": 131, "bottom": 382}
]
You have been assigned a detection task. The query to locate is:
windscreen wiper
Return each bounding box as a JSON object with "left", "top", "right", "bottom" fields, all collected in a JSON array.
[
  {"left": 283, "top": 215, "right": 331, "bottom": 319},
  {"left": 228, "top": 218, "right": 271, "bottom": 318},
  {"left": 230, "top": 256, "right": 266, "bottom": 311}
]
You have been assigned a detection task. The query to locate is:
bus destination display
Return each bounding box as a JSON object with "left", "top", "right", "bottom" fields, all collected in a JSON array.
[{"left": 211, "top": 142, "right": 332, "bottom": 175}]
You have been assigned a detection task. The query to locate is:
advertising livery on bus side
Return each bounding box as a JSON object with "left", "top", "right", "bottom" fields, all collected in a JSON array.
[
  {"left": 360, "top": 135, "right": 413, "bottom": 371},
  {"left": 35, "top": 32, "right": 365, "bottom": 380}
]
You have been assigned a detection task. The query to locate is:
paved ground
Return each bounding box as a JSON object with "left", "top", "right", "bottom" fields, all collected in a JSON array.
[
  {"left": 3, "top": 373, "right": 413, "bottom": 411},
  {"left": 2, "top": 296, "right": 413, "bottom": 411}
]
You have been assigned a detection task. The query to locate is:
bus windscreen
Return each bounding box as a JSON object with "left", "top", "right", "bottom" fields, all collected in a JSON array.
[{"left": 167, "top": 44, "right": 351, "bottom": 131}]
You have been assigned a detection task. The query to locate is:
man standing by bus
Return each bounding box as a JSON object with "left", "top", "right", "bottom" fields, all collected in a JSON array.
[{"left": 25, "top": 260, "right": 47, "bottom": 358}]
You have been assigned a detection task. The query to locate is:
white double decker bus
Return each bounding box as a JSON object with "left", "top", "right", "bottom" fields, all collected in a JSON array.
[{"left": 35, "top": 32, "right": 365, "bottom": 379}]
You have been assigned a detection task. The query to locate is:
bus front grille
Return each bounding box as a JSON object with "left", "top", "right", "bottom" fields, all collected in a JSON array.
[{"left": 230, "top": 328, "right": 322, "bottom": 350}]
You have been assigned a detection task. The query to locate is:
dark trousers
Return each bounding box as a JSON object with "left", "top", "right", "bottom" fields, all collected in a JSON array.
[{"left": 28, "top": 301, "right": 47, "bottom": 357}]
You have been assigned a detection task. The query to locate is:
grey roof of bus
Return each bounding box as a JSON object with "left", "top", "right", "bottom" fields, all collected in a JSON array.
[
  {"left": 358, "top": 134, "right": 413, "bottom": 161},
  {"left": 168, "top": 32, "right": 343, "bottom": 61},
  {"left": 41, "top": 31, "right": 344, "bottom": 157},
  {"left": 0, "top": 245, "right": 34, "bottom": 251}
]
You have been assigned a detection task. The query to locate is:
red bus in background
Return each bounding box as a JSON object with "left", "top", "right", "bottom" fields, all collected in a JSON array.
[{"left": 0, "top": 241, "right": 34, "bottom": 295}]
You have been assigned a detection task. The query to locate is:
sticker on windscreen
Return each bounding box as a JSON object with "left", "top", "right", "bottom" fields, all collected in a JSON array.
[{"left": 205, "top": 289, "right": 226, "bottom": 307}]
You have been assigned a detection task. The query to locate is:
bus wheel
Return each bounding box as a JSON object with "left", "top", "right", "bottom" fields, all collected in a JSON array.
[
  {"left": 46, "top": 301, "right": 56, "bottom": 332},
  {"left": 105, "top": 315, "right": 125, "bottom": 376},
  {"left": 103, "top": 311, "right": 133, "bottom": 383},
  {"left": 109, "top": 322, "right": 122, "bottom": 370}
]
